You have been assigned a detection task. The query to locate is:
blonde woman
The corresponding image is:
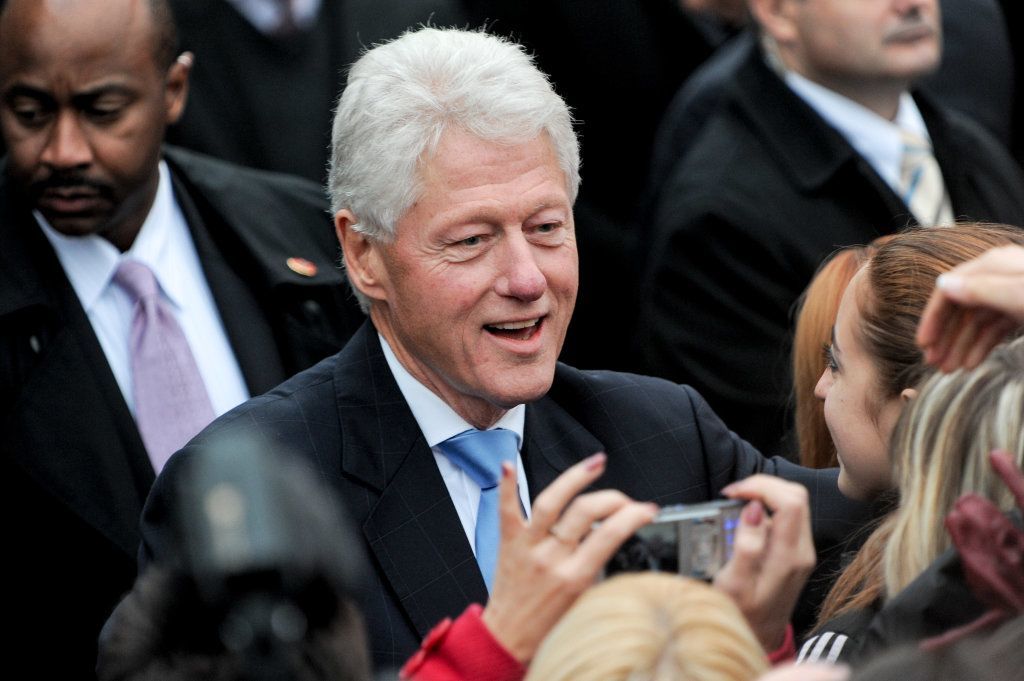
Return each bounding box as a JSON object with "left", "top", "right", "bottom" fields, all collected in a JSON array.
[
  {"left": 802, "top": 336, "right": 1024, "bottom": 663},
  {"left": 525, "top": 573, "right": 769, "bottom": 681}
]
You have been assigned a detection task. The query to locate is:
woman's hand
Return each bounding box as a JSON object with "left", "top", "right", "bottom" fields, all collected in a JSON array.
[
  {"left": 481, "top": 452, "right": 657, "bottom": 663},
  {"left": 917, "top": 245, "right": 1024, "bottom": 371},
  {"left": 713, "top": 475, "right": 816, "bottom": 651}
]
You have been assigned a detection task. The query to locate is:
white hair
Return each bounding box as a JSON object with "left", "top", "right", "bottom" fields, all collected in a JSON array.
[{"left": 327, "top": 27, "right": 580, "bottom": 309}]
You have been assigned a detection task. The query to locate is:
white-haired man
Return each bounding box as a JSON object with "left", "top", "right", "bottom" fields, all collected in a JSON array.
[{"left": 140, "top": 27, "right": 864, "bottom": 670}]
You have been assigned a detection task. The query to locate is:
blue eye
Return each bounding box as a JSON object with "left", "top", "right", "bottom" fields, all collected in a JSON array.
[{"left": 461, "top": 235, "right": 482, "bottom": 246}]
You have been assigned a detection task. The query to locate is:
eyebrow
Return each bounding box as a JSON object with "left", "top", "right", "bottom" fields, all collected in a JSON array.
[
  {"left": 72, "top": 84, "right": 136, "bottom": 102},
  {"left": 445, "top": 200, "right": 569, "bottom": 227},
  {"left": 3, "top": 82, "right": 135, "bottom": 104},
  {"left": 3, "top": 84, "right": 52, "bottom": 103}
]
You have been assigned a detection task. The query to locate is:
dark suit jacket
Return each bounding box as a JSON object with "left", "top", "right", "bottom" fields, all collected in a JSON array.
[
  {"left": 0, "top": 146, "right": 362, "bottom": 678},
  {"left": 139, "top": 322, "right": 868, "bottom": 670},
  {"left": 167, "top": 0, "right": 468, "bottom": 183},
  {"left": 634, "top": 47, "right": 1024, "bottom": 458},
  {"left": 644, "top": 0, "right": 1016, "bottom": 216}
]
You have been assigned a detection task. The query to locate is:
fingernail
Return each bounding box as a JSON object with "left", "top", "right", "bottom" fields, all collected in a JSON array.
[
  {"left": 584, "top": 452, "right": 606, "bottom": 471},
  {"left": 720, "top": 483, "right": 737, "bottom": 497},
  {"left": 742, "top": 500, "right": 763, "bottom": 526},
  {"left": 936, "top": 273, "right": 965, "bottom": 295},
  {"left": 501, "top": 461, "right": 514, "bottom": 478}
]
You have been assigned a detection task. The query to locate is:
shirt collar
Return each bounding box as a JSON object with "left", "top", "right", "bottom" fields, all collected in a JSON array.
[
  {"left": 37, "top": 161, "right": 190, "bottom": 312},
  {"left": 378, "top": 333, "right": 525, "bottom": 450},
  {"left": 783, "top": 70, "right": 930, "bottom": 190}
]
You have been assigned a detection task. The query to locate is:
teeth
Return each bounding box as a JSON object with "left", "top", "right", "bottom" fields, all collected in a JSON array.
[{"left": 489, "top": 318, "right": 540, "bottom": 330}]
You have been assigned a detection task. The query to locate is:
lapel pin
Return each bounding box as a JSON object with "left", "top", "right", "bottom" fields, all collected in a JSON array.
[{"left": 286, "top": 257, "right": 318, "bottom": 277}]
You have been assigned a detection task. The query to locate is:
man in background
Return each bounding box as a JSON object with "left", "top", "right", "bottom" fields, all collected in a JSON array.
[
  {"left": 0, "top": 0, "right": 360, "bottom": 675},
  {"left": 636, "top": 0, "right": 1024, "bottom": 457}
]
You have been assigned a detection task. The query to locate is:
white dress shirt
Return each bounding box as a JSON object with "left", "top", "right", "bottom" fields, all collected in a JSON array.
[
  {"left": 784, "top": 70, "right": 935, "bottom": 197},
  {"left": 224, "top": 0, "right": 321, "bottom": 33},
  {"left": 37, "top": 161, "right": 250, "bottom": 419},
  {"left": 379, "top": 334, "right": 532, "bottom": 555}
]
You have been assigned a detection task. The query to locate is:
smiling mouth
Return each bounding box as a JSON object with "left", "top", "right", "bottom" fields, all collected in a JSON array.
[{"left": 484, "top": 317, "right": 544, "bottom": 341}]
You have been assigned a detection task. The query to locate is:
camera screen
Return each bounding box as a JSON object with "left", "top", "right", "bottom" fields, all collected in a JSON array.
[{"left": 604, "top": 500, "right": 743, "bottom": 581}]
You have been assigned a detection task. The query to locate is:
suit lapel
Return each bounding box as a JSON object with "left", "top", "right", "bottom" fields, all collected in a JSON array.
[
  {"left": 168, "top": 170, "right": 286, "bottom": 396},
  {"left": 2, "top": 218, "right": 152, "bottom": 557},
  {"left": 335, "top": 326, "right": 487, "bottom": 639},
  {"left": 522, "top": 389, "right": 606, "bottom": 497},
  {"left": 733, "top": 50, "right": 917, "bottom": 230},
  {"left": 918, "top": 93, "right": 1002, "bottom": 223}
]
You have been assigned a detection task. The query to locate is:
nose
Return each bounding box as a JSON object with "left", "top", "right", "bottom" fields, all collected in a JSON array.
[
  {"left": 813, "top": 368, "right": 831, "bottom": 401},
  {"left": 495, "top": 233, "right": 546, "bottom": 302},
  {"left": 40, "top": 111, "right": 93, "bottom": 170},
  {"left": 893, "top": 0, "right": 927, "bottom": 15}
]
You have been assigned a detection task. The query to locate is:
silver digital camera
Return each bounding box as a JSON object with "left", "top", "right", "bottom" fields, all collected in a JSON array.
[{"left": 605, "top": 499, "right": 744, "bottom": 580}]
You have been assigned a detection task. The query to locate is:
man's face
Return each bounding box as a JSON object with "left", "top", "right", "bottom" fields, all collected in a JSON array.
[
  {"left": 0, "top": 0, "right": 187, "bottom": 250},
  {"left": 351, "top": 130, "right": 578, "bottom": 427},
  {"left": 783, "top": 0, "right": 941, "bottom": 94}
]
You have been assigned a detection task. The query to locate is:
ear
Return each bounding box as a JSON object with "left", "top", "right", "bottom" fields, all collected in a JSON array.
[
  {"left": 335, "top": 209, "right": 388, "bottom": 304},
  {"left": 164, "top": 52, "right": 192, "bottom": 125},
  {"left": 749, "top": 0, "right": 801, "bottom": 45},
  {"left": 900, "top": 387, "right": 918, "bottom": 404}
]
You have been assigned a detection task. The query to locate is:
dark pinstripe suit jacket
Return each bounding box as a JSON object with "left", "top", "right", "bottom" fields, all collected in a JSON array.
[{"left": 139, "top": 322, "right": 866, "bottom": 669}]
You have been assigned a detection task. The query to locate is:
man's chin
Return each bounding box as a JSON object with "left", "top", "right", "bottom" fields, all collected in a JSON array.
[{"left": 38, "top": 211, "right": 110, "bottom": 239}]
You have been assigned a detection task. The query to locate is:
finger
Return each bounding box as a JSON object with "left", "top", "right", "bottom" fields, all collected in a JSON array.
[
  {"left": 939, "top": 308, "right": 990, "bottom": 373},
  {"left": 921, "top": 299, "right": 965, "bottom": 368},
  {"left": 552, "top": 489, "right": 636, "bottom": 542},
  {"left": 916, "top": 287, "right": 956, "bottom": 351},
  {"left": 713, "top": 500, "right": 767, "bottom": 588},
  {"left": 721, "top": 474, "right": 810, "bottom": 515},
  {"left": 498, "top": 461, "right": 526, "bottom": 541},
  {"left": 954, "top": 272, "right": 1024, "bottom": 323},
  {"left": 567, "top": 500, "right": 658, "bottom": 572},
  {"left": 722, "top": 476, "right": 813, "bottom": 562},
  {"left": 932, "top": 263, "right": 1024, "bottom": 319},
  {"left": 990, "top": 450, "right": 1024, "bottom": 510},
  {"left": 528, "top": 452, "right": 606, "bottom": 538},
  {"left": 927, "top": 304, "right": 972, "bottom": 370},
  {"left": 959, "top": 316, "right": 1019, "bottom": 370}
]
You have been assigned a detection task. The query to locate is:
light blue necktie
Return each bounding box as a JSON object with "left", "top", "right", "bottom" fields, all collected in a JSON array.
[{"left": 437, "top": 428, "right": 518, "bottom": 592}]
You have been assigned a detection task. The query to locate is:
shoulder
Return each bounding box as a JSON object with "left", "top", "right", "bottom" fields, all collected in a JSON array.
[
  {"left": 920, "top": 93, "right": 1018, "bottom": 169},
  {"left": 798, "top": 606, "right": 876, "bottom": 665},
  {"left": 162, "top": 145, "right": 343, "bottom": 278},
  {"left": 163, "top": 145, "right": 328, "bottom": 214},
  {"left": 547, "top": 365, "right": 729, "bottom": 456},
  {"left": 550, "top": 364, "right": 705, "bottom": 415},
  {"left": 207, "top": 352, "right": 341, "bottom": 435}
]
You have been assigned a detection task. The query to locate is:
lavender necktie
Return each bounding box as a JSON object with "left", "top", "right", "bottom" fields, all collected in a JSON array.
[{"left": 114, "top": 260, "right": 215, "bottom": 473}]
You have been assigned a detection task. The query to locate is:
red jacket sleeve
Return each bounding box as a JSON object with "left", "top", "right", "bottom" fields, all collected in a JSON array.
[
  {"left": 767, "top": 624, "right": 796, "bottom": 665},
  {"left": 400, "top": 604, "right": 526, "bottom": 681}
]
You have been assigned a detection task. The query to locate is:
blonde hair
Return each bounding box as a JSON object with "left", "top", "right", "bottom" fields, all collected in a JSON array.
[
  {"left": 525, "top": 574, "right": 768, "bottom": 681},
  {"left": 883, "top": 336, "right": 1024, "bottom": 596}
]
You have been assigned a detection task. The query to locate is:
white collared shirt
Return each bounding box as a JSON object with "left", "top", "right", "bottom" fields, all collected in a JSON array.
[
  {"left": 784, "top": 70, "right": 934, "bottom": 195},
  {"left": 224, "top": 0, "right": 321, "bottom": 33},
  {"left": 379, "top": 334, "right": 532, "bottom": 555},
  {"left": 38, "top": 160, "right": 250, "bottom": 419}
]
